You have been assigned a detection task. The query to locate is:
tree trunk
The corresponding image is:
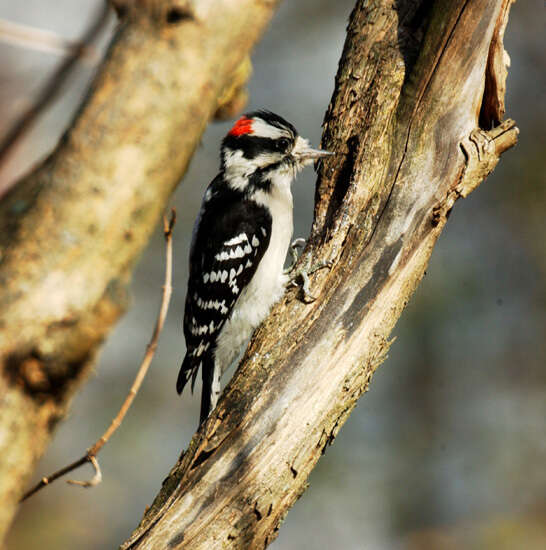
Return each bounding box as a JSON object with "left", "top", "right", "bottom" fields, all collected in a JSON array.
[
  {"left": 0, "top": 0, "right": 281, "bottom": 542},
  {"left": 120, "top": 0, "right": 518, "bottom": 548}
]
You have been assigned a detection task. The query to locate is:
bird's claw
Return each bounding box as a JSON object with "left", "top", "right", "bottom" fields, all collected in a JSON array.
[
  {"left": 286, "top": 241, "right": 333, "bottom": 303},
  {"left": 283, "top": 238, "right": 307, "bottom": 274}
]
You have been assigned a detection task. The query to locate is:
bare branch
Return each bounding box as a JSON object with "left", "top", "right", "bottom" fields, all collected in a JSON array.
[
  {"left": 0, "top": 18, "right": 100, "bottom": 63},
  {"left": 0, "top": 2, "right": 111, "bottom": 174},
  {"left": 20, "top": 210, "right": 176, "bottom": 502},
  {"left": 66, "top": 456, "right": 102, "bottom": 488}
]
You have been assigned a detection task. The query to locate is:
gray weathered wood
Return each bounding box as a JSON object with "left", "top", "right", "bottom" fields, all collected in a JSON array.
[{"left": 121, "top": 1, "right": 518, "bottom": 548}]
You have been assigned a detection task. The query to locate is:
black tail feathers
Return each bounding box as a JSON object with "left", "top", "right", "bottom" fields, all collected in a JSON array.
[
  {"left": 177, "top": 353, "right": 215, "bottom": 426},
  {"left": 200, "top": 362, "right": 214, "bottom": 425},
  {"left": 176, "top": 354, "right": 193, "bottom": 395}
]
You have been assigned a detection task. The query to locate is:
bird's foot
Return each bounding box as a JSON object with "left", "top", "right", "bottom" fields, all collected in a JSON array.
[
  {"left": 285, "top": 239, "right": 332, "bottom": 303},
  {"left": 283, "top": 238, "right": 307, "bottom": 275}
]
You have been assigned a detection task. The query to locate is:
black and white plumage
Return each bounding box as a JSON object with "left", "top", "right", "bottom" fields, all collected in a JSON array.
[{"left": 177, "top": 110, "right": 331, "bottom": 424}]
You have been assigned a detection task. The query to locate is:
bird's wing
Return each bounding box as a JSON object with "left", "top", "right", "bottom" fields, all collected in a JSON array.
[{"left": 177, "top": 195, "right": 272, "bottom": 394}]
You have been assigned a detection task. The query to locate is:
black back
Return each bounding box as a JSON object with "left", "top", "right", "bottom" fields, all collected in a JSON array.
[{"left": 177, "top": 174, "right": 272, "bottom": 394}]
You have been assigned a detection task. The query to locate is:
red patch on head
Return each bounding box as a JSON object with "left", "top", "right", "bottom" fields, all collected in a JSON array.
[{"left": 228, "top": 116, "right": 253, "bottom": 137}]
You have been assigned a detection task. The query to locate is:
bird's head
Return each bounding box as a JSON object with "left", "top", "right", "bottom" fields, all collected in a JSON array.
[{"left": 220, "top": 110, "right": 332, "bottom": 192}]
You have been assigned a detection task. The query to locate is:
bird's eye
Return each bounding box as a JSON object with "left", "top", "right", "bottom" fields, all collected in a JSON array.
[{"left": 277, "top": 138, "right": 291, "bottom": 152}]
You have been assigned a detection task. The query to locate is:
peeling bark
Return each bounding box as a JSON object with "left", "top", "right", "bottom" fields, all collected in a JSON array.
[
  {"left": 0, "top": 0, "right": 281, "bottom": 541},
  {"left": 120, "top": 1, "right": 518, "bottom": 548}
]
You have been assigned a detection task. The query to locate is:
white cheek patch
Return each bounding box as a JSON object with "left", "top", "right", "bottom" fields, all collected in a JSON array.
[
  {"left": 253, "top": 151, "right": 282, "bottom": 169},
  {"left": 224, "top": 149, "right": 262, "bottom": 186},
  {"left": 223, "top": 149, "right": 246, "bottom": 172}
]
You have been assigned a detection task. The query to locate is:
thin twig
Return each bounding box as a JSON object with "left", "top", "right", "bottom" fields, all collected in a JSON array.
[
  {"left": 21, "top": 209, "right": 177, "bottom": 502},
  {"left": 0, "top": 1, "right": 111, "bottom": 172},
  {"left": 67, "top": 456, "right": 102, "bottom": 487},
  {"left": 0, "top": 18, "right": 100, "bottom": 63}
]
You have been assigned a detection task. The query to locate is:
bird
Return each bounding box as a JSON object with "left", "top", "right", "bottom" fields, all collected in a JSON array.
[{"left": 177, "top": 110, "right": 332, "bottom": 425}]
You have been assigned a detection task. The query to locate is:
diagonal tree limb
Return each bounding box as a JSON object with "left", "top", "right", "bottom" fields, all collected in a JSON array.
[
  {"left": 0, "top": 17, "right": 101, "bottom": 62},
  {"left": 0, "top": 2, "right": 112, "bottom": 175},
  {"left": 0, "top": 0, "right": 282, "bottom": 542},
  {"left": 120, "top": 1, "right": 518, "bottom": 548}
]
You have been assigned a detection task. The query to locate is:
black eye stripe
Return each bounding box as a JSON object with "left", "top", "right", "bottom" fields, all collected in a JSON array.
[
  {"left": 277, "top": 137, "right": 291, "bottom": 152},
  {"left": 223, "top": 135, "right": 294, "bottom": 159}
]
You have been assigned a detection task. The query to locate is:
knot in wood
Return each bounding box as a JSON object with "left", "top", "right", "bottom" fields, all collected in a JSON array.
[{"left": 124, "top": 0, "right": 195, "bottom": 26}]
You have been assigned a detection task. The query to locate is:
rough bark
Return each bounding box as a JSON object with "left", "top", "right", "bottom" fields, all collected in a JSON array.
[
  {"left": 0, "top": 0, "right": 280, "bottom": 542},
  {"left": 120, "top": 1, "right": 518, "bottom": 548}
]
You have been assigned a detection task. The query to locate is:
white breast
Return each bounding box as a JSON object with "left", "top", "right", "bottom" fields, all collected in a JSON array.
[{"left": 214, "top": 174, "right": 293, "bottom": 373}]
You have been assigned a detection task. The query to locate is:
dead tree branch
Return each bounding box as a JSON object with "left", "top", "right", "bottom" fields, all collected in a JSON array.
[
  {"left": 0, "top": 0, "right": 281, "bottom": 542},
  {"left": 0, "top": 2, "right": 111, "bottom": 174},
  {"left": 120, "top": 1, "right": 518, "bottom": 548},
  {"left": 0, "top": 17, "right": 100, "bottom": 62}
]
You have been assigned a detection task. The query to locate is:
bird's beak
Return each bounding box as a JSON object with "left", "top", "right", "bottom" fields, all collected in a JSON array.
[{"left": 292, "top": 137, "right": 334, "bottom": 165}]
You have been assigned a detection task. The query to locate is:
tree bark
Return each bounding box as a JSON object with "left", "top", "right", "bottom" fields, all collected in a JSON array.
[
  {"left": 0, "top": 0, "right": 281, "bottom": 542},
  {"left": 120, "top": 0, "right": 518, "bottom": 548}
]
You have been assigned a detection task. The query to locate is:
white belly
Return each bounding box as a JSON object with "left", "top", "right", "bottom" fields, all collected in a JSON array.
[{"left": 214, "top": 183, "right": 293, "bottom": 372}]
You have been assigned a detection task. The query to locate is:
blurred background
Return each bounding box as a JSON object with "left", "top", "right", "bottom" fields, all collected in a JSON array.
[{"left": 1, "top": 1, "right": 544, "bottom": 548}]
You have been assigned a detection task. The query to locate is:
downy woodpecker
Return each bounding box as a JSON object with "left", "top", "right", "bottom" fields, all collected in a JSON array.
[{"left": 177, "top": 110, "right": 331, "bottom": 424}]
